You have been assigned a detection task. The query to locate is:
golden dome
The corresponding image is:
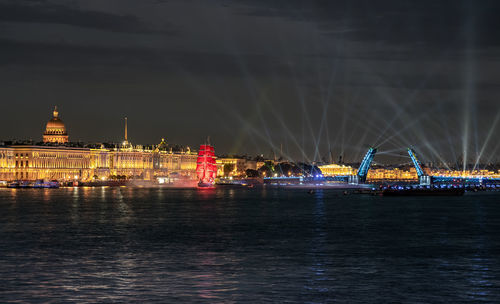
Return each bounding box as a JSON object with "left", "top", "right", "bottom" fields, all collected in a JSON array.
[{"left": 43, "top": 106, "right": 69, "bottom": 144}]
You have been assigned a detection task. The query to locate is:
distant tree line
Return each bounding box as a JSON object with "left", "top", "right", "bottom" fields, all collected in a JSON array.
[{"left": 243, "top": 161, "right": 322, "bottom": 178}]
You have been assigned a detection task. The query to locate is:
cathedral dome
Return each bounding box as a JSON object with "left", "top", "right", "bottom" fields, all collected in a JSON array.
[{"left": 43, "top": 106, "right": 69, "bottom": 144}]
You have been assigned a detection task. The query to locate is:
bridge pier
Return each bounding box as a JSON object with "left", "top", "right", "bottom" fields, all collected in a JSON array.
[
  {"left": 419, "top": 175, "right": 431, "bottom": 186},
  {"left": 348, "top": 175, "right": 360, "bottom": 185}
]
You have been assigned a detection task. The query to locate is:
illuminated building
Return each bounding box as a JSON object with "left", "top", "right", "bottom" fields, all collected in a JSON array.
[
  {"left": 427, "top": 169, "right": 499, "bottom": 179},
  {"left": 43, "top": 106, "right": 69, "bottom": 144},
  {"left": 0, "top": 108, "right": 198, "bottom": 182},
  {"left": 319, "top": 165, "right": 500, "bottom": 181},
  {"left": 87, "top": 140, "right": 197, "bottom": 181},
  {"left": 216, "top": 158, "right": 257, "bottom": 177},
  {"left": 366, "top": 167, "right": 418, "bottom": 181},
  {"left": 318, "top": 163, "right": 355, "bottom": 176},
  {"left": 0, "top": 145, "right": 90, "bottom": 181}
]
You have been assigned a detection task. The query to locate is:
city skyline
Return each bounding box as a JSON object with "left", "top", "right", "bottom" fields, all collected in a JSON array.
[
  {"left": 1, "top": 0, "right": 499, "bottom": 165},
  {"left": 1, "top": 105, "right": 498, "bottom": 167}
]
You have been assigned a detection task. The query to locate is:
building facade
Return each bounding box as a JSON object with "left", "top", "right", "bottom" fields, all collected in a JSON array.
[
  {"left": 0, "top": 108, "right": 198, "bottom": 182},
  {"left": 366, "top": 167, "right": 418, "bottom": 181},
  {"left": 0, "top": 145, "right": 90, "bottom": 181},
  {"left": 318, "top": 163, "right": 356, "bottom": 176},
  {"left": 216, "top": 157, "right": 257, "bottom": 177},
  {"left": 88, "top": 144, "right": 197, "bottom": 180}
]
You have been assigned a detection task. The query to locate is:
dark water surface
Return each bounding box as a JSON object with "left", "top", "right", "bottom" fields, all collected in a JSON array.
[{"left": 1, "top": 187, "right": 500, "bottom": 303}]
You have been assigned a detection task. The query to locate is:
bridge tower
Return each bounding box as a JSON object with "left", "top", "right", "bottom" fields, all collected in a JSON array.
[{"left": 349, "top": 147, "right": 377, "bottom": 184}]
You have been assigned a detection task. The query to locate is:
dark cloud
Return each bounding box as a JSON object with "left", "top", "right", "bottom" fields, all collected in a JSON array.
[
  {"left": 0, "top": 0, "right": 174, "bottom": 34},
  {"left": 232, "top": 0, "right": 500, "bottom": 48},
  {"left": 0, "top": 38, "right": 291, "bottom": 80}
]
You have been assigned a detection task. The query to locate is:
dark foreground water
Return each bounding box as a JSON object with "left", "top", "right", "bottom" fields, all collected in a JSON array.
[{"left": 1, "top": 187, "right": 500, "bottom": 303}]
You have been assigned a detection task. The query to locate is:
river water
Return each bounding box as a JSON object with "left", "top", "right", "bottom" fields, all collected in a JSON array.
[{"left": 1, "top": 187, "right": 499, "bottom": 303}]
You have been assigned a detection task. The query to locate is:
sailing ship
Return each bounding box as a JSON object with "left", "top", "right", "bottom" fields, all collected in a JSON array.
[{"left": 196, "top": 144, "right": 217, "bottom": 188}]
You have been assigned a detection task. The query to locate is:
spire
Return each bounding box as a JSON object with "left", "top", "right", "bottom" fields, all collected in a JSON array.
[
  {"left": 53, "top": 106, "right": 59, "bottom": 118},
  {"left": 124, "top": 117, "right": 128, "bottom": 142}
]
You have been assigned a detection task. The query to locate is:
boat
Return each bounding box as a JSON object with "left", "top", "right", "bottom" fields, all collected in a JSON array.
[
  {"left": 215, "top": 179, "right": 245, "bottom": 187},
  {"left": 215, "top": 181, "right": 249, "bottom": 188},
  {"left": 44, "top": 180, "right": 60, "bottom": 188},
  {"left": 196, "top": 143, "right": 217, "bottom": 188},
  {"left": 19, "top": 181, "right": 32, "bottom": 188},
  {"left": 33, "top": 179, "right": 45, "bottom": 188},
  {"left": 7, "top": 181, "right": 20, "bottom": 188},
  {"left": 10, "top": 179, "right": 60, "bottom": 189}
]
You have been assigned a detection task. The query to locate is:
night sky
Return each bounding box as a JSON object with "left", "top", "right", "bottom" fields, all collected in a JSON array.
[{"left": 1, "top": 0, "right": 499, "bottom": 165}]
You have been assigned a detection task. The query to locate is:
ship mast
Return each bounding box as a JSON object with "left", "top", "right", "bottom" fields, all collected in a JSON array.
[{"left": 204, "top": 136, "right": 210, "bottom": 180}]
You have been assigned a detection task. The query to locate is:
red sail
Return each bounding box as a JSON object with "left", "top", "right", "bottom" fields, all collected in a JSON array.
[{"left": 196, "top": 144, "right": 216, "bottom": 186}]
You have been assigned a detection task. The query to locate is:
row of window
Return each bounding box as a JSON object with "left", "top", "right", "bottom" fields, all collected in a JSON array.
[
  {"left": 13, "top": 160, "right": 90, "bottom": 168},
  {"left": 1, "top": 151, "right": 195, "bottom": 164},
  {"left": 11, "top": 152, "right": 87, "bottom": 159},
  {"left": 45, "top": 130, "right": 66, "bottom": 135},
  {"left": 15, "top": 161, "right": 28, "bottom": 168},
  {"left": 34, "top": 153, "right": 87, "bottom": 159}
]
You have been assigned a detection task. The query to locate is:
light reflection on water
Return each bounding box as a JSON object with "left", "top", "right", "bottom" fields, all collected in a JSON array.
[{"left": 0, "top": 188, "right": 500, "bottom": 302}]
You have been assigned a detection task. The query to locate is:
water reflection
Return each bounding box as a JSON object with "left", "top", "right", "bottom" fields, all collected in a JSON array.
[
  {"left": 42, "top": 188, "right": 52, "bottom": 202},
  {"left": 305, "top": 190, "right": 330, "bottom": 294},
  {"left": 72, "top": 187, "right": 80, "bottom": 204},
  {"left": 467, "top": 256, "right": 492, "bottom": 299},
  {"left": 193, "top": 251, "right": 239, "bottom": 300},
  {"left": 100, "top": 186, "right": 107, "bottom": 203},
  {"left": 196, "top": 188, "right": 218, "bottom": 201},
  {"left": 116, "top": 188, "right": 133, "bottom": 224},
  {"left": 466, "top": 202, "right": 491, "bottom": 299}
]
